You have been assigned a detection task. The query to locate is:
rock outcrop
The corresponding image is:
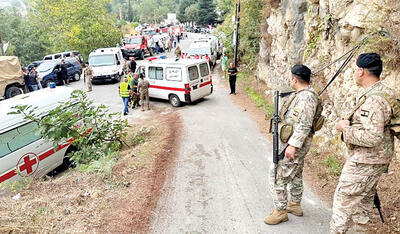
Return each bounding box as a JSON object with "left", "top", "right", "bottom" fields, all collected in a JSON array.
[{"left": 258, "top": 0, "right": 400, "bottom": 142}]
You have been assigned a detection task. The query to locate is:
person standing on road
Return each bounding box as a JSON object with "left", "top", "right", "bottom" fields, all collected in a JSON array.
[
  {"left": 138, "top": 74, "right": 150, "bottom": 111},
  {"left": 59, "top": 59, "right": 69, "bottom": 85},
  {"left": 227, "top": 63, "right": 238, "bottom": 95},
  {"left": 221, "top": 56, "right": 228, "bottom": 74},
  {"left": 129, "top": 57, "right": 137, "bottom": 73},
  {"left": 330, "top": 53, "right": 396, "bottom": 233},
  {"left": 130, "top": 73, "right": 140, "bottom": 109},
  {"left": 22, "top": 68, "right": 32, "bottom": 92},
  {"left": 264, "top": 65, "right": 318, "bottom": 225},
  {"left": 119, "top": 77, "right": 132, "bottom": 116},
  {"left": 175, "top": 46, "right": 181, "bottom": 59},
  {"left": 84, "top": 62, "right": 93, "bottom": 92},
  {"left": 28, "top": 67, "right": 40, "bottom": 91}
]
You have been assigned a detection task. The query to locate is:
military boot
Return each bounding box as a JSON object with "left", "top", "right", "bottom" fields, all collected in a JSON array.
[
  {"left": 264, "top": 209, "right": 288, "bottom": 225},
  {"left": 287, "top": 201, "right": 303, "bottom": 216}
]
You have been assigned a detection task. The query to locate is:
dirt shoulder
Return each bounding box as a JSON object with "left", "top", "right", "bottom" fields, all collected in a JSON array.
[
  {"left": 0, "top": 111, "right": 181, "bottom": 233},
  {"left": 219, "top": 66, "right": 400, "bottom": 232}
]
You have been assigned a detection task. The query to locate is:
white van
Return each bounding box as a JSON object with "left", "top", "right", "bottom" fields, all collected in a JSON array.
[
  {"left": 0, "top": 87, "right": 75, "bottom": 185},
  {"left": 88, "top": 47, "right": 125, "bottom": 82},
  {"left": 43, "top": 51, "right": 84, "bottom": 64},
  {"left": 188, "top": 42, "right": 217, "bottom": 66},
  {"left": 136, "top": 58, "right": 213, "bottom": 107}
]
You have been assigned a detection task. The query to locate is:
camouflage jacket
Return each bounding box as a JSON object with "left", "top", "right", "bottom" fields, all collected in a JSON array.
[
  {"left": 138, "top": 79, "right": 150, "bottom": 93},
  {"left": 84, "top": 66, "right": 93, "bottom": 78},
  {"left": 343, "top": 81, "right": 395, "bottom": 164},
  {"left": 279, "top": 87, "right": 318, "bottom": 160}
]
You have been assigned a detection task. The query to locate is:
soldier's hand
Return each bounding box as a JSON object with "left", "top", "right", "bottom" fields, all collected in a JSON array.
[
  {"left": 336, "top": 120, "right": 350, "bottom": 132},
  {"left": 285, "top": 145, "right": 297, "bottom": 160}
]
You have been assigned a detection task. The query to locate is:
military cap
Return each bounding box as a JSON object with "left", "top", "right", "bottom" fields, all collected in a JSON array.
[
  {"left": 356, "top": 53, "right": 382, "bottom": 68},
  {"left": 291, "top": 64, "right": 311, "bottom": 83}
]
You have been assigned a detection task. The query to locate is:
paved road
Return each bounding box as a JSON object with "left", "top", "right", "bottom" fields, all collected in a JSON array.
[{"left": 71, "top": 33, "right": 331, "bottom": 233}]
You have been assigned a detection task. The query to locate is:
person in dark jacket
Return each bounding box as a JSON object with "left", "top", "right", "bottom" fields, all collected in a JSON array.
[
  {"left": 228, "top": 63, "right": 238, "bottom": 94},
  {"left": 22, "top": 68, "right": 32, "bottom": 92},
  {"left": 59, "top": 59, "right": 69, "bottom": 85},
  {"left": 28, "top": 67, "right": 40, "bottom": 91}
]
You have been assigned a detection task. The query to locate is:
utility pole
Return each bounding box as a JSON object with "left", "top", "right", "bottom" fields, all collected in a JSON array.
[
  {"left": 233, "top": 0, "right": 240, "bottom": 67},
  {"left": 0, "top": 32, "right": 4, "bottom": 56}
]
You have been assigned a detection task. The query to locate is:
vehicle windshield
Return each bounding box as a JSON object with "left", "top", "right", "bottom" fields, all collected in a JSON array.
[
  {"left": 143, "top": 30, "right": 156, "bottom": 36},
  {"left": 189, "top": 47, "right": 211, "bottom": 56},
  {"left": 37, "top": 62, "right": 57, "bottom": 73},
  {"left": 128, "top": 37, "right": 141, "bottom": 44},
  {"left": 89, "top": 55, "right": 116, "bottom": 67}
]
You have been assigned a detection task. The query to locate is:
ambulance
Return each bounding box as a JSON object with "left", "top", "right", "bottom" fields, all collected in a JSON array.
[
  {"left": 0, "top": 87, "right": 76, "bottom": 186},
  {"left": 136, "top": 58, "right": 213, "bottom": 107}
]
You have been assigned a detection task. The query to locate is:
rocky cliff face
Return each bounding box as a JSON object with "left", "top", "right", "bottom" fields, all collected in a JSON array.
[{"left": 258, "top": 0, "right": 400, "bottom": 142}]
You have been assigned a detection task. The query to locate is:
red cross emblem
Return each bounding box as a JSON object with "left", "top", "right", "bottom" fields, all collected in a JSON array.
[{"left": 16, "top": 153, "right": 39, "bottom": 177}]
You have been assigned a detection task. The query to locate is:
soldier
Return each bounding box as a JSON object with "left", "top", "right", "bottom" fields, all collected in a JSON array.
[
  {"left": 84, "top": 62, "right": 93, "bottom": 92},
  {"left": 265, "top": 65, "right": 318, "bottom": 225},
  {"left": 138, "top": 74, "right": 150, "bottom": 111},
  {"left": 130, "top": 73, "right": 140, "bottom": 109},
  {"left": 330, "top": 53, "right": 395, "bottom": 233}
]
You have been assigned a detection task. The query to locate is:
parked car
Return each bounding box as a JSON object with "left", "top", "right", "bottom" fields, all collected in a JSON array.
[
  {"left": 36, "top": 58, "right": 82, "bottom": 87},
  {"left": 0, "top": 87, "right": 76, "bottom": 185},
  {"left": 122, "top": 36, "right": 153, "bottom": 60},
  {"left": 88, "top": 47, "right": 125, "bottom": 83},
  {"left": 136, "top": 58, "right": 213, "bottom": 107},
  {"left": 43, "top": 51, "right": 84, "bottom": 64},
  {"left": 27, "top": 60, "right": 44, "bottom": 71},
  {"left": 0, "top": 56, "right": 25, "bottom": 100}
]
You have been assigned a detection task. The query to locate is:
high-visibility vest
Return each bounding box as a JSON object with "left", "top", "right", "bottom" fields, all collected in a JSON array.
[
  {"left": 126, "top": 74, "right": 133, "bottom": 84},
  {"left": 119, "top": 82, "right": 130, "bottom": 97}
]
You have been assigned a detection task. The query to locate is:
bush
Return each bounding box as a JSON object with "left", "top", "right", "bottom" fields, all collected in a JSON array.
[{"left": 9, "top": 90, "right": 128, "bottom": 166}]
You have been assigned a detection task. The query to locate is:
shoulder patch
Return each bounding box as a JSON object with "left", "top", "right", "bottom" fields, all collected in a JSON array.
[{"left": 360, "top": 109, "right": 370, "bottom": 117}]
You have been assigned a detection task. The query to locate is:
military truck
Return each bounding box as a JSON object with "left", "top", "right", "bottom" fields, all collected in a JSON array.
[{"left": 0, "top": 56, "right": 24, "bottom": 100}]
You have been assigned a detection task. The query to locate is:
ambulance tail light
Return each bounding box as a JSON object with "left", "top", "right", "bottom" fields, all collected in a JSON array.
[{"left": 184, "top": 83, "right": 191, "bottom": 94}]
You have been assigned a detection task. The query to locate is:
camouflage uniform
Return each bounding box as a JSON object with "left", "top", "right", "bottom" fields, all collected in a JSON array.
[
  {"left": 330, "top": 81, "right": 395, "bottom": 233},
  {"left": 84, "top": 66, "right": 93, "bottom": 91},
  {"left": 138, "top": 78, "right": 150, "bottom": 110},
  {"left": 269, "top": 87, "right": 318, "bottom": 210}
]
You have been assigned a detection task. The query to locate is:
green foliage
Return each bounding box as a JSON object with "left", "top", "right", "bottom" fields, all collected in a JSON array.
[
  {"left": 29, "top": 0, "right": 123, "bottom": 59},
  {"left": 9, "top": 90, "right": 128, "bottom": 166},
  {"left": 304, "top": 14, "right": 330, "bottom": 59},
  {"left": 177, "top": 0, "right": 196, "bottom": 22},
  {"left": 196, "top": 0, "right": 217, "bottom": 26},
  {"left": 243, "top": 80, "right": 273, "bottom": 118},
  {"left": 216, "top": 0, "right": 262, "bottom": 68},
  {"left": 322, "top": 155, "right": 342, "bottom": 176},
  {"left": 78, "top": 151, "right": 119, "bottom": 176},
  {"left": 0, "top": 177, "right": 31, "bottom": 193},
  {"left": 215, "top": 0, "right": 235, "bottom": 18},
  {"left": 0, "top": 9, "right": 46, "bottom": 65}
]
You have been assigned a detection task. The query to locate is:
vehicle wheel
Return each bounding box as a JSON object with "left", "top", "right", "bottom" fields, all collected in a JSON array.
[
  {"left": 5, "top": 86, "right": 23, "bottom": 99},
  {"left": 45, "top": 80, "right": 54, "bottom": 88},
  {"left": 74, "top": 72, "right": 81, "bottom": 81},
  {"left": 114, "top": 74, "right": 121, "bottom": 83},
  {"left": 169, "top": 94, "right": 181, "bottom": 107}
]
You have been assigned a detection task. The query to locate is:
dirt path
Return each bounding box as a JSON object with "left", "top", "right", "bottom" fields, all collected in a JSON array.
[{"left": 149, "top": 69, "right": 331, "bottom": 233}]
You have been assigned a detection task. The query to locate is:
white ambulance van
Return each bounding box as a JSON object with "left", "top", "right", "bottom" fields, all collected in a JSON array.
[
  {"left": 0, "top": 87, "right": 75, "bottom": 186},
  {"left": 136, "top": 58, "right": 213, "bottom": 107},
  {"left": 88, "top": 47, "right": 125, "bottom": 83}
]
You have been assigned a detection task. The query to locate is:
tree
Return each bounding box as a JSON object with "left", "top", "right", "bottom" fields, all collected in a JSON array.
[
  {"left": 29, "top": 0, "right": 122, "bottom": 59},
  {"left": 0, "top": 9, "right": 46, "bottom": 65},
  {"left": 127, "top": 0, "right": 133, "bottom": 22},
  {"left": 185, "top": 4, "right": 199, "bottom": 23},
  {"left": 177, "top": 0, "right": 196, "bottom": 22},
  {"left": 196, "top": 0, "right": 217, "bottom": 26}
]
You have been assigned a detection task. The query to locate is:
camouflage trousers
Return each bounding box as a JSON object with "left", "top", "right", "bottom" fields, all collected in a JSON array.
[
  {"left": 268, "top": 157, "right": 305, "bottom": 210},
  {"left": 330, "top": 161, "right": 388, "bottom": 234}
]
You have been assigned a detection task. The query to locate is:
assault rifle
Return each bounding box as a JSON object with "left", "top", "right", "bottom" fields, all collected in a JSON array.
[
  {"left": 271, "top": 91, "right": 293, "bottom": 184},
  {"left": 374, "top": 192, "right": 385, "bottom": 223}
]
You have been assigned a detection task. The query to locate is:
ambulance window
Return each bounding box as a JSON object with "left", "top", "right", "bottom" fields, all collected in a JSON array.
[
  {"left": 149, "top": 67, "right": 164, "bottom": 80},
  {"left": 166, "top": 67, "right": 182, "bottom": 81},
  {"left": 199, "top": 63, "right": 209, "bottom": 77},
  {"left": 188, "top": 66, "right": 199, "bottom": 81},
  {"left": 0, "top": 122, "right": 40, "bottom": 158}
]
